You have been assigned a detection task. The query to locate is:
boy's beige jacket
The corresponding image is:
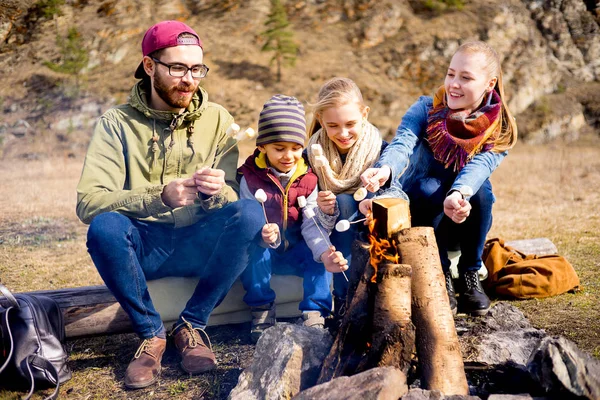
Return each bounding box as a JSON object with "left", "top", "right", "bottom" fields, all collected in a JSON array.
[{"left": 76, "top": 82, "right": 238, "bottom": 228}]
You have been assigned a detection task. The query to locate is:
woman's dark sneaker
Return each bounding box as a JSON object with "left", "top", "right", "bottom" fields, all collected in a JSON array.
[{"left": 458, "top": 270, "right": 491, "bottom": 316}]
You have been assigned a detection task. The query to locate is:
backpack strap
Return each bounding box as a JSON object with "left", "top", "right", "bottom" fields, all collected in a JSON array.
[
  {"left": 24, "top": 354, "right": 60, "bottom": 400},
  {"left": 0, "top": 283, "right": 19, "bottom": 308},
  {"left": 0, "top": 306, "right": 16, "bottom": 375}
]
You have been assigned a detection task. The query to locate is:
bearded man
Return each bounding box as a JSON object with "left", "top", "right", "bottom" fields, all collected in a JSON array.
[{"left": 76, "top": 20, "right": 263, "bottom": 389}]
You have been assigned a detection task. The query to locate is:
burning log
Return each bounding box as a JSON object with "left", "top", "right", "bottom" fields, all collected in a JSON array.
[
  {"left": 318, "top": 198, "right": 415, "bottom": 383},
  {"left": 357, "top": 262, "right": 415, "bottom": 373},
  {"left": 394, "top": 226, "right": 469, "bottom": 395},
  {"left": 318, "top": 254, "right": 374, "bottom": 383}
]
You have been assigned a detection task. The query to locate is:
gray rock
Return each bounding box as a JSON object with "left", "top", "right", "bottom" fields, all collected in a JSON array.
[
  {"left": 401, "top": 388, "right": 481, "bottom": 399},
  {"left": 458, "top": 303, "right": 546, "bottom": 367},
  {"left": 526, "top": 0, "right": 600, "bottom": 81},
  {"left": 527, "top": 336, "right": 600, "bottom": 399},
  {"left": 357, "top": 2, "right": 407, "bottom": 49},
  {"left": 487, "top": 395, "right": 536, "bottom": 400},
  {"left": 293, "top": 366, "right": 407, "bottom": 400},
  {"left": 229, "top": 323, "right": 333, "bottom": 400}
]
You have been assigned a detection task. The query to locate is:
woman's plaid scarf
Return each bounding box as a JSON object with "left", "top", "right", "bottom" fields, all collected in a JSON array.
[{"left": 426, "top": 86, "right": 501, "bottom": 172}]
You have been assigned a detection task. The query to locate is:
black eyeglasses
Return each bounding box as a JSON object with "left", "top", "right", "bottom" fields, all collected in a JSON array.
[{"left": 151, "top": 57, "right": 209, "bottom": 78}]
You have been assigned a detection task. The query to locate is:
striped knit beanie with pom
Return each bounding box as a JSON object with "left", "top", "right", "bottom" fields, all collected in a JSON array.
[{"left": 256, "top": 95, "right": 307, "bottom": 147}]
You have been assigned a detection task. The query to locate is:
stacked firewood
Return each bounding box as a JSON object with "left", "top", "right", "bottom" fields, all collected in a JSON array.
[{"left": 318, "top": 198, "right": 468, "bottom": 396}]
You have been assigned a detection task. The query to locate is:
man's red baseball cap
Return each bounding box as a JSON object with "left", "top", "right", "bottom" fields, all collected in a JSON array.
[{"left": 134, "top": 20, "right": 203, "bottom": 79}]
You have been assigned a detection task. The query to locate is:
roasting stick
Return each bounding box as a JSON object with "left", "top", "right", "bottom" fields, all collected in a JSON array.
[
  {"left": 254, "top": 189, "right": 269, "bottom": 224},
  {"left": 298, "top": 196, "right": 349, "bottom": 282},
  {"left": 212, "top": 124, "right": 256, "bottom": 168}
]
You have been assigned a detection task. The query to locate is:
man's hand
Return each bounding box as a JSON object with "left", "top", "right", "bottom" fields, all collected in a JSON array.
[
  {"left": 443, "top": 191, "right": 472, "bottom": 223},
  {"left": 261, "top": 223, "right": 280, "bottom": 245},
  {"left": 161, "top": 178, "right": 198, "bottom": 208},
  {"left": 193, "top": 167, "right": 226, "bottom": 196},
  {"left": 360, "top": 165, "right": 391, "bottom": 192},
  {"left": 317, "top": 190, "right": 336, "bottom": 215},
  {"left": 320, "top": 246, "right": 348, "bottom": 274}
]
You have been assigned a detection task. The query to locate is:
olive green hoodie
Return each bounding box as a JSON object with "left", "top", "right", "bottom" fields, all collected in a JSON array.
[{"left": 76, "top": 82, "right": 238, "bottom": 228}]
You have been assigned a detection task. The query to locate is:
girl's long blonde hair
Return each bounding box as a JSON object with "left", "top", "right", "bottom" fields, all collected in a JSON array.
[
  {"left": 455, "top": 41, "right": 518, "bottom": 152},
  {"left": 307, "top": 77, "right": 368, "bottom": 137}
]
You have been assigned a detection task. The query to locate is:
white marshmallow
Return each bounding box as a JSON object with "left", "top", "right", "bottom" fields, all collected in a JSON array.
[
  {"left": 335, "top": 219, "right": 351, "bottom": 232},
  {"left": 303, "top": 208, "right": 316, "bottom": 219},
  {"left": 254, "top": 189, "right": 268, "bottom": 203},
  {"left": 313, "top": 156, "right": 328, "bottom": 168},
  {"left": 297, "top": 196, "right": 307, "bottom": 208},
  {"left": 226, "top": 123, "right": 240, "bottom": 138},
  {"left": 311, "top": 144, "right": 323, "bottom": 157},
  {"left": 236, "top": 127, "right": 256, "bottom": 141},
  {"left": 244, "top": 127, "right": 257, "bottom": 139},
  {"left": 353, "top": 187, "right": 368, "bottom": 201}
]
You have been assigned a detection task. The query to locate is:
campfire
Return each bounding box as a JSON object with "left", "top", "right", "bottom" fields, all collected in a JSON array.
[
  {"left": 367, "top": 219, "right": 399, "bottom": 283},
  {"left": 318, "top": 197, "right": 469, "bottom": 395}
]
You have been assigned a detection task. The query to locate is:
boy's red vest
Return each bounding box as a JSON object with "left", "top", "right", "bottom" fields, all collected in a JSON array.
[{"left": 237, "top": 149, "right": 318, "bottom": 250}]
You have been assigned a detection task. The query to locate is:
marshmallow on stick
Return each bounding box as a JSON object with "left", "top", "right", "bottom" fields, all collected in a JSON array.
[
  {"left": 335, "top": 217, "right": 369, "bottom": 232},
  {"left": 254, "top": 189, "right": 269, "bottom": 224},
  {"left": 226, "top": 123, "right": 241, "bottom": 138},
  {"left": 297, "top": 195, "right": 307, "bottom": 209},
  {"left": 214, "top": 126, "right": 256, "bottom": 168},
  {"left": 353, "top": 187, "right": 368, "bottom": 201},
  {"left": 236, "top": 127, "right": 256, "bottom": 141},
  {"left": 311, "top": 144, "right": 324, "bottom": 157},
  {"left": 312, "top": 155, "right": 329, "bottom": 191},
  {"left": 303, "top": 207, "right": 348, "bottom": 282}
]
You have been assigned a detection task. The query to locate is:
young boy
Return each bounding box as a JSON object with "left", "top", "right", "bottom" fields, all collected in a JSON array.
[{"left": 237, "top": 94, "right": 348, "bottom": 342}]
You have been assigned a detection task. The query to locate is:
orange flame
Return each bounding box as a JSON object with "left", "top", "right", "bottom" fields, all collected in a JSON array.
[{"left": 367, "top": 218, "right": 399, "bottom": 282}]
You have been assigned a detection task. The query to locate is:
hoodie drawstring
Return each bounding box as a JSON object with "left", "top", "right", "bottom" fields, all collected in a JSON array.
[
  {"left": 187, "top": 124, "right": 195, "bottom": 157},
  {"left": 151, "top": 119, "right": 159, "bottom": 170}
]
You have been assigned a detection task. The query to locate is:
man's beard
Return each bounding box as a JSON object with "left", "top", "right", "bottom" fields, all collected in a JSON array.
[{"left": 153, "top": 74, "right": 198, "bottom": 110}]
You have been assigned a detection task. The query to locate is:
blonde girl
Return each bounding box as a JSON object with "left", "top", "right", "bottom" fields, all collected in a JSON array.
[
  {"left": 307, "top": 77, "right": 388, "bottom": 311},
  {"left": 361, "top": 41, "right": 517, "bottom": 316}
]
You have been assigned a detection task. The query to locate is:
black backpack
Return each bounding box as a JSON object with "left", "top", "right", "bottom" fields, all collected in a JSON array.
[{"left": 0, "top": 283, "right": 72, "bottom": 399}]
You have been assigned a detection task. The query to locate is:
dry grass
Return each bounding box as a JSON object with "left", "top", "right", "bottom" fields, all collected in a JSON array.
[{"left": 1, "top": 134, "right": 599, "bottom": 398}]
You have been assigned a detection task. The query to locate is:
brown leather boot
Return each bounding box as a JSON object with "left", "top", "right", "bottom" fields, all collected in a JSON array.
[
  {"left": 124, "top": 336, "right": 166, "bottom": 389},
  {"left": 172, "top": 318, "right": 217, "bottom": 374}
]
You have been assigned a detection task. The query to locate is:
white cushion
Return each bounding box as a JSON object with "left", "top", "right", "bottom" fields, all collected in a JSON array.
[{"left": 147, "top": 275, "right": 304, "bottom": 327}]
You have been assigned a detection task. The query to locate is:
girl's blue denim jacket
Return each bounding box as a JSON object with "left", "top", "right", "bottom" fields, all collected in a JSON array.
[{"left": 375, "top": 96, "right": 507, "bottom": 198}]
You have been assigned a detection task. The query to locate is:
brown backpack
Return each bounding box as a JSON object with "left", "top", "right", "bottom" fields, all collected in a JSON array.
[{"left": 482, "top": 238, "right": 581, "bottom": 299}]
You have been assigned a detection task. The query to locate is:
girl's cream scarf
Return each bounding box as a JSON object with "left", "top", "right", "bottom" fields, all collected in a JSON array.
[{"left": 307, "top": 120, "right": 382, "bottom": 194}]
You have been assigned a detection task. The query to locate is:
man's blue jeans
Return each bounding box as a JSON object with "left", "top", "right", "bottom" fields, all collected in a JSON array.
[
  {"left": 408, "top": 178, "right": 495, "bottom": 273},
  {"left": 86, "top": 200, "right": 264, "bottom": 339},
  {"left": 240, "top": 240, "right": 333, "bottom": 315}
]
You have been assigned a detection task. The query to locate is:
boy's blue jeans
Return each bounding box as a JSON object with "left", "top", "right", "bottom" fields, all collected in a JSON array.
[
  {"left": 86, "top": 200, "right": 264, "bottom": 339},
  {"left": 408, "top": 178, "right": 495, "bottom": 274},
  {"left": 240, "top": 240, "right": 333, "bottom": 315}
]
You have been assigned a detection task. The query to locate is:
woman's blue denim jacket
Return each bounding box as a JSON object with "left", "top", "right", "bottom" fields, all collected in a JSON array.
[{"left": 375, "top": 96, "right": 507, "bottom": 198}]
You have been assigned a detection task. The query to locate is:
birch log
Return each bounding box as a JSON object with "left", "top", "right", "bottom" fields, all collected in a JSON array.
[{"left": 394, "top": 226, "right": 469, "bottom": 395}]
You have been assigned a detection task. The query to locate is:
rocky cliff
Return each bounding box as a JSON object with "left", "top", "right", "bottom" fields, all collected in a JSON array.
[{"left": 0, "top": 0, "right": 598, "bottom": 158}]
